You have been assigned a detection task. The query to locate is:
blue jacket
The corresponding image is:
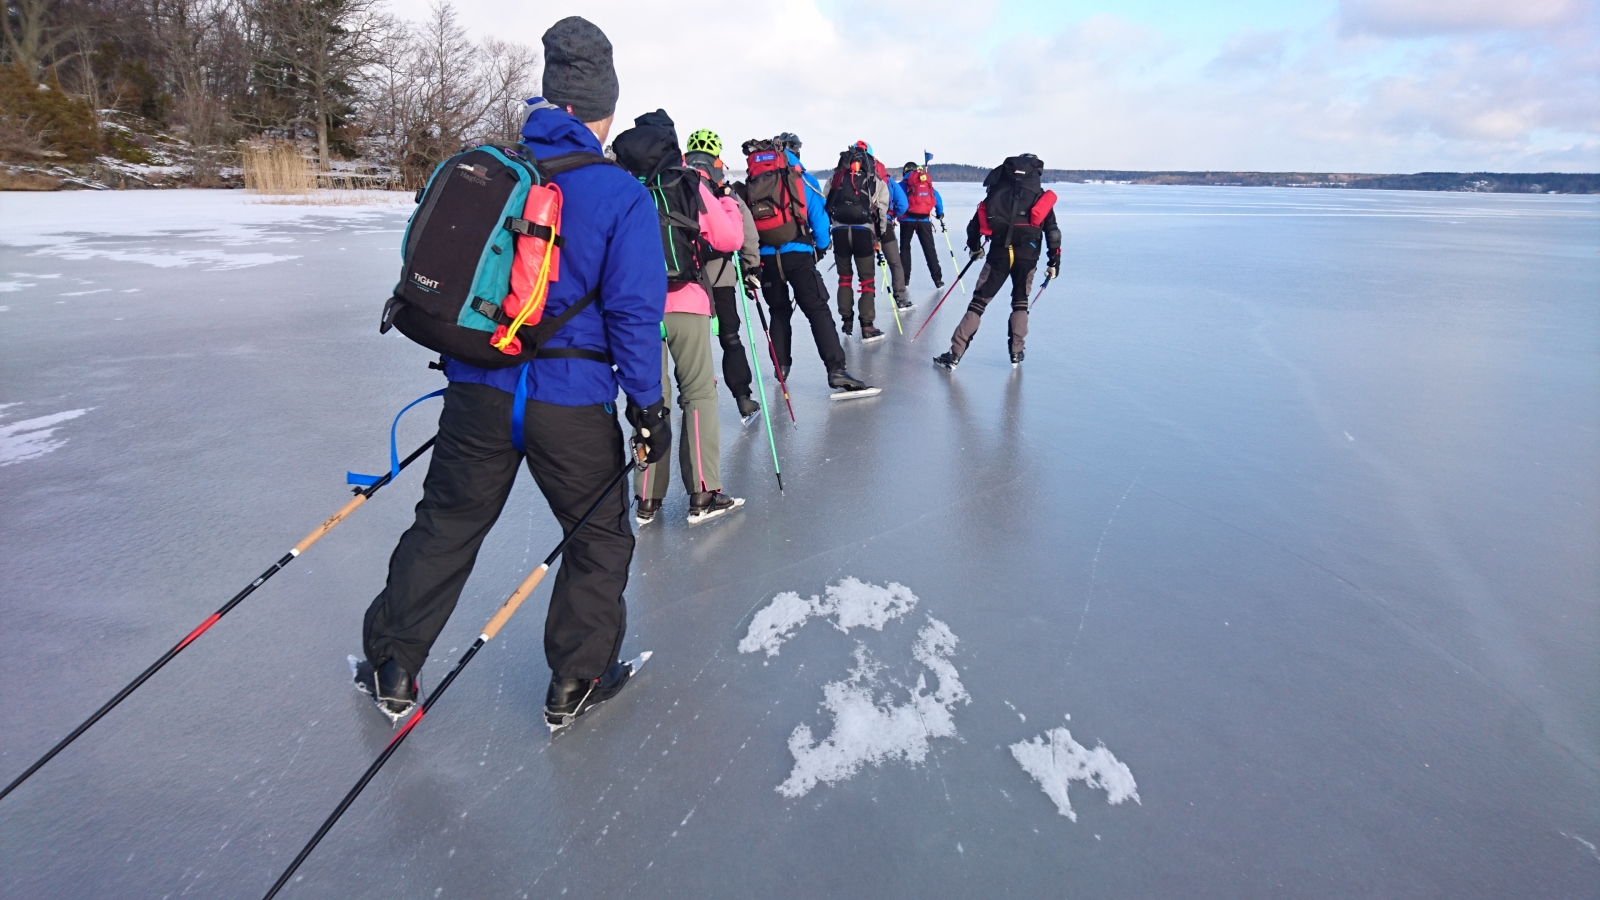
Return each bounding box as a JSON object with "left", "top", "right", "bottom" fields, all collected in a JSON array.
[
  {"left": 888, "top": 179, "right": 908, "bottom": 219},
  {"left": 760, "top": 150, "right": 831, "bottom": 256},
  {"left": 897, "top": 177, "right": 944, "bottom": 222},
  {"left": 445, "top": 103, "right": 665, "bottom": 408}
]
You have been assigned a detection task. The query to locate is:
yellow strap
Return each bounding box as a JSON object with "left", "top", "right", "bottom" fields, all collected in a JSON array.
[{"left": 493, "top": 231, "right": 557, "bottom": 351}]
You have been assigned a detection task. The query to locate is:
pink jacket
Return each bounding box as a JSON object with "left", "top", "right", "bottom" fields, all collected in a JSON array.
[{"left": 664, "top": 181, "right": 745, "bottom": 316}]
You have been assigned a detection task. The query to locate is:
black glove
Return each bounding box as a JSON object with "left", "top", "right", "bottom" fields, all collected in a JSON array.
[
  {"left": 743, "top": 271, "right": 763, "bottom": 298},
  {"left": 968, "top": 246, "right": 984, "bottom": 261},
  {"left": 814, "top": 247, "right": 827, "bottom": 262},
  {"left": 936, "top": 213, "right": 946, "bottom": 229},
  {"left": 1046, "top": 251, "right": 1061, "bottom": 280},
  {"left": 625, "top": 399, "right": 671, "bottom": 464}
]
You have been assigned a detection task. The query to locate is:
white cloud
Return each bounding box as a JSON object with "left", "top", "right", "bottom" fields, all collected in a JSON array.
[
  {"left": 1339, "top": 0, "right": 1590, "bottom": 36},
  {"left": 399, "top": 0, "right": 1600, "bottom": 172}
]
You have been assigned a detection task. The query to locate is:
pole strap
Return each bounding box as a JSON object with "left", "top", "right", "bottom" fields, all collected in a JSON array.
[
  {"left": 347, "top": 390, "right": 447, "bottom": 486},
  {"left": 510, "top": 361, "right": 532, "bottom": 454}
]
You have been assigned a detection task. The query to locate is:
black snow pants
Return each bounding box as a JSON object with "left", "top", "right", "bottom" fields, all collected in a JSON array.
[
  {"left": 899, "top": 219, "right": 944, "bottom": 286},
  {"left": 832, "top": 227, "right": 877, "bottom": 328},
  {"left": 711, "top": 285, "right": 754, "bottom": 401},
  {"left": 760, "top": 249, "right": 846, "bottom": 373},
  {"left": 949, "top": 253, "right": 1036, "bottom": 357},
  {"left": 363, "top": 382, "right": 634, "bottom": 682}
]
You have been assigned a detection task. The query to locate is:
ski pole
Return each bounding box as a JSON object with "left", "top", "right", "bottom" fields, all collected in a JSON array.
[
  {"left": 733, "top": 254, "right": 783, "bottom": 492},
  {"left": 0, "top": 435, "right": 438, "bottom": 804},
  {"left": 912, "top": 246, "right": 985, "bottom": 342},
  {"left": 940, "top": 221, "right": 968, "bottom": 298},
  {"left": 750, "top": 288, "right": 797, "bottom": 424},
  {"left": 262, "top": 456, "right": 639, "bottom": 900},
  {"left": 877, "top": 249, "right": 903, "bottom": 335},
  {"left": 1029, "top": 272, "right": 1055, "bottom": 310}
]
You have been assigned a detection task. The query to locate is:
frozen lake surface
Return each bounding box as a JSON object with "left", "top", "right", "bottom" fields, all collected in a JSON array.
[{"left": 1, "top": 185, "right": 1597, "bottom": 898}]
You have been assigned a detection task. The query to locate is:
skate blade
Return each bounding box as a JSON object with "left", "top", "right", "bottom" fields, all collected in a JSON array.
[
  {"left": 829, "top": 386, "right": 883, "bottom": 400},
  {"left": 861, "top": 334, "right": 887, "bottom": 344},
  {"left": 687, "top": 497, "right": 745, "bottom": 526},
  {"left": 741, "top": 413, "right": 758, "bottom": 427},
  {"left": 349, "top": 654, "right": 418, "bottom": 726}
]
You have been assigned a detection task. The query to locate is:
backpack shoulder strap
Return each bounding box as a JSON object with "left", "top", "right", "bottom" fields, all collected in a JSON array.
[
  {"left": 534, "top": 151, "right": 621, "bottom": 179},
  {"left": 519, "top": 285, "right": 607, "bottom": 362}
]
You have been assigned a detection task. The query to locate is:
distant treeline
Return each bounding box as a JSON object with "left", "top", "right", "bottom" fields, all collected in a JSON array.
[{"left": 926, "top": 165, "right": 1598, "bottom": 194}]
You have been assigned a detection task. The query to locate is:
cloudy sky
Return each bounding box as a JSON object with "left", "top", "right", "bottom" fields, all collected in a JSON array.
[{"left": 389, "top": 0, "right": 1599, "bottom": 173}]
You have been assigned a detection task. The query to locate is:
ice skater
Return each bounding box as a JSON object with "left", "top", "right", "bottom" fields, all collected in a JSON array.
[
  {"left": 356, "top": 17, "right": 669, "bottom": 731},
  {"left": 934, "top": 153, "right": 1061, "bottom": 370},
  {"left": 899, "top": 160, "right": 946, "bottom": 289}
]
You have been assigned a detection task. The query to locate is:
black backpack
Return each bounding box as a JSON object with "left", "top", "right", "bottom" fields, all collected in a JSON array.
[
  {"left": 380, "top": 144, "right": 616, "bottom": 369},
  {"left": 613, "top": 111, "right": 710, "bottom": 286},
  {"left": 825, "top": 145, "right": 877, "bottom": 226},
  {"left": 983, "top": 155, "right": 1046, "bottom": 261}
]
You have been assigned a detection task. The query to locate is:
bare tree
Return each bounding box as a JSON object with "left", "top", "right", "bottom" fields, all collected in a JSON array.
[
  {"left": 2, "top": 0, "right": 71, "bottom": 78},
  {"left": 250, "top": 0, "right": 388, "bottom": 169}
]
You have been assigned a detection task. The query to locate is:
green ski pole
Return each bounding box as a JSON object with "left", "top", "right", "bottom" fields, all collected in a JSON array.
[
  {"left": 940, "top": 219, "right": 967, "bottom": 298},
  {"left": 733, "top": 253, "right": 783, "bottom": 492},
  {"left": 877, "top": 247, "right": 903, "bottom": 335}
]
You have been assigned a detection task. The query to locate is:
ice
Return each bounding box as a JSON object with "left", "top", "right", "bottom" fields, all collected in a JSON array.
[
  {"left": 0, "top": 407, "right": 90, "bottom": 466},
  {"left": 779, "top": 618, "right": 969, "bottom": 798},
  {"left": 738, "top": 577, "right": 917, "bottom": 656},
  {"left": 1009, "top": 724, "right": 1140, "bottom": 822}
]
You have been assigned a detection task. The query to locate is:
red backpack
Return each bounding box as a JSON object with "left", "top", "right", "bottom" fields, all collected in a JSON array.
[
  {"left": 744, "top": 140, "right": 811, "bottom": 248},
  {"left": 905, "top": 169, "right": 937, "bottom": 216}
]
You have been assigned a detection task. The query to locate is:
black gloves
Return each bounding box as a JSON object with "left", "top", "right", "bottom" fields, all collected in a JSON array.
[
  {"left": 743, "top": 271, "right": 763, "bottom": 298},
  {"left": 814, "top": 247, "right": 827, "bottom": 262},
  {"left": 625, "top": 399, "right": 671, "bottom": 464},
  {"left": 936, "top": 213, "right": 946, "bottom": 229},
  {"left": 1046, "top": 250, "right": 1061, "bottom": 279}
]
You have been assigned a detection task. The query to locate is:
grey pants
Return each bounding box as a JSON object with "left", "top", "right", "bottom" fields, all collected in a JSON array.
[
  {"left": 949, "top": 257, "right": 1035, "bottom": 356},
  {"left": 879, "top": 230, "right": 907, "bottom": 301},
  {"left": 635, "top": 312, "right": 722, "bottom": 499}
]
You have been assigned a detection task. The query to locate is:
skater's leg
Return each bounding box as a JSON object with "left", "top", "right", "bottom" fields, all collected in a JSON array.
[
  {"left": 663, "top": 312, "right": 721, "bottom": 495},
  {"left": 634, "top": 338, "right": 673, "bottom": 502},
  {"left": 949, "top": 259, "right": 1004, "bottom": 357},
  {"left": 521, "top": 399, "right": 634, "bottom": 681},
  {"left": 761, "top": 254, "right": 795, "bottom": 370},
  {"left": 880, "top": 231, "right": 907, "bottom": 302},
  {"left": 783, "top": 250, "right": 847, "bottom": 372},
  {"left": 834, "top": 242, "right": 856, "bottom": 327},
  {"left": 898, "top": 221, "right": 916, "bottom": 287},
  {"left": 362, "top": 383, "right": 524, "bottom": 676},
  {"left": 710, "top": 285, "right": 752, "bottom": 401},
  {"left": 1008, "top": 262, "right": 1036, "bottom": 354},
  {"left": 918, "top": 221, "right": 943, "bottom": 284}
]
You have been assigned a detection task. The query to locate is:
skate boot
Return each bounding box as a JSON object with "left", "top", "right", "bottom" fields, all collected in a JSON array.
[
  {"left": 687, "top": 490, "right": 745, "bottom": 525},
  {"left": 840, "top": 315, "right": 853, "bottom": 336},
  {"left": 895, "top": 297, "right": 914, "bottom": 312},
  {"left": 861, "top": 324, "right": 886, "bottom": 343},
  {"left": 736, "top": 395, "right": 762, "bottom": 423},
  {"left": 1010, "top": 350, "right": 1025, "bottom": 367},
  {"left": 779, "top": 365, "right": 791, "bottom": 382},
  {"left": 352, "top": 656, "right": 419, "bottom": 724},
  {"left": 545, "top": 655, "right": 649, "bottom": 732},
  {"left": 933, "top": 352, "right": 960, "bottom": 371},
  {"left": 934, "top": 280, "right": 944, "bottom": 289},
  {"left": 634, "top": 496, "right": 662, "bottom": 527},
  {"left": 828, "top": 369, "right": 882, "bottom": 400}
]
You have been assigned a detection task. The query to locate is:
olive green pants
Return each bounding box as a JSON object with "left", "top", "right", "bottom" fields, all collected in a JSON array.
[{"left": 635, "top": 312, "right": 721, "bottom": 500}]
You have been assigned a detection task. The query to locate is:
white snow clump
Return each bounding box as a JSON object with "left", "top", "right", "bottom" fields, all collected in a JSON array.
[
  {"left": 777, "top": 617, "right": 969, "bottom": 798},
  {"left": 738, "top": 577, "right": 917, "bottom": 657},
  {"left": 1009, "top": 725, "right": 1140, "bottom": 821},
  {"left": 0, "top": 406, "right": 90, "bottom": 466}
]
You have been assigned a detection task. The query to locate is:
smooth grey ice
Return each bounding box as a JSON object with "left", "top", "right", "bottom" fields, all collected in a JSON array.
[{"left": 1, "top": 186, "right": 1596, "bottom": 898}]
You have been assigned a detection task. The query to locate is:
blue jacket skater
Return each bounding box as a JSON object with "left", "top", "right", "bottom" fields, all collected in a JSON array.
[
  {"left": 759, "top": 149, "right": 832, "bottom": 256},
  {"left": 444, "top": 103, "right": 665, "bottom": 409}
]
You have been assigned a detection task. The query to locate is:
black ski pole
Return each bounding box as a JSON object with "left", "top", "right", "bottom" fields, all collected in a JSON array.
[
  {"left": 0, "top": 436, "right": 437, "bottom": 804},
  {"left": 752, "top": 297, "right": 797, "bottom": 424},
  {"left": 912, "top": 246, "right": 985, "bottom": 342},
  {"left": 261, "top": 457, "right": 639, "bottom": 900}
]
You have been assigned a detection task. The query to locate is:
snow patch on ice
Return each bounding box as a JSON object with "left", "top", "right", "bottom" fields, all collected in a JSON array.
[
  {"left": 35, "top": 246, "right": 298, "bottom": 270},
  {"left": 0, "top": 406, "right": 90, "bottom": 466},
  {"left": 777, "top": 617, "right": 969, "bottom": 798},
  {"left": 1009, "top": 723, "right": 1140, "bottom": 821},
  {"left": 738, "top": 577, "right": 917, "bottom": 656},
  {"left": 0, "top": 281, "right": 34, "bottom": 292}
]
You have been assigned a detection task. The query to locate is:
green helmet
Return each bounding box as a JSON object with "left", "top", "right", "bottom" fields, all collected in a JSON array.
[{"left": 686, "top": 129, "right": 721, "bottom": 156}]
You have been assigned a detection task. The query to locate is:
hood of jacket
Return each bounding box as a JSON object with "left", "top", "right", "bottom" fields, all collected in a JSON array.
[
  {"left": 612, "top": 108, "right": 682, "bottom": 181},
  {"left": 519, "top": 98, "right": 607, "bottom": 157}
]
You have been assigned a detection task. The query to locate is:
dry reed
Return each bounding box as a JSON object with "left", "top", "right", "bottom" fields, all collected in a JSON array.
[{"left": 241, "top": 142, "right": 315, "bottom": 195}]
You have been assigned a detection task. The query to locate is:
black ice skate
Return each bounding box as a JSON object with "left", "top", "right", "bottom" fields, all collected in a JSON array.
[
  {"left": 545, "top": 653, "right": 651, "bottom": 732},
  {"left": 351, "top": 656, "right": 419, "bottom": 724},
  {"left": 840, "top": 316, "right": 853, "bottom": 336},
  {"left": 736, "top": 396, "right": 762, "bottom": 424},
  {"left": 895, "top": 297, "right": 915, "bottom": 312},
  {"left": 1010, "top": 350, "right": 1025, "bottom": 367},
  {"left": 828, "top": 369, "right": 882, "bottom": 400},
  {"left": 933, "top": 352, "right": 960, "bottom": 371},
  {"left": 779, "top": 365, "right": 791, "bottom": 383},
  {"left": 687, "top": 490, "right": 745, "bottom": 525},
  {"left": 634, "top": 496, "right": 662, "bottom": 527},
  {"left": 861, "top": 324, "right": 886, "bottom": 343}
]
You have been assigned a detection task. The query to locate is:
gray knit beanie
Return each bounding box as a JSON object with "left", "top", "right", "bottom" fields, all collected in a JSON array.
[{"left": 540, "top": 17, "right": 618, "bottom": 123}]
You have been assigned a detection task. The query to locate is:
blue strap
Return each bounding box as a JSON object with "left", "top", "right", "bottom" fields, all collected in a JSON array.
[
  {"left": 347, "top": 389, "right": 446, "bottom": 486},
  {"left": 510, "top": 362, "right": 531, "bottom": 454}
]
